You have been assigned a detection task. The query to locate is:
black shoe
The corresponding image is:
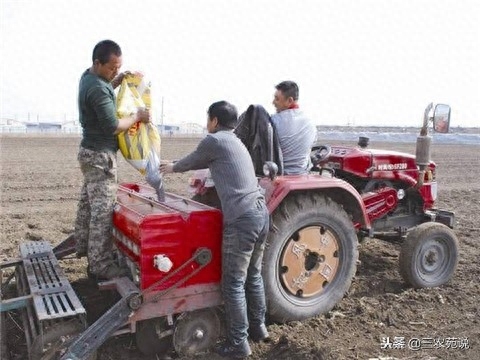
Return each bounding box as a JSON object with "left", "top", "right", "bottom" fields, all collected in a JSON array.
[
  {"left": 249, "top": 323, "right": 270, "bottom": 343},
  {"left": 215, "top": 340, "right": 252, "bottom": 359}
]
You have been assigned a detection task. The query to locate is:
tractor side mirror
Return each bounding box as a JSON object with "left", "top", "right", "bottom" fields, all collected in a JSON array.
[{"left": 433, "top": 104, "right": 451, "bottom": 133}]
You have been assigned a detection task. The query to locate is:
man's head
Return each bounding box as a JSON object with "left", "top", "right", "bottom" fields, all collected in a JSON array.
[
  {"left": 206, "top": 101, "right": 238, "bottom": 133},
  {"left": 273, "top": 80, "right": 299, "bottom": 113},
  {"left": 91, "top": 40, "right": 122, "bottom": 82}
]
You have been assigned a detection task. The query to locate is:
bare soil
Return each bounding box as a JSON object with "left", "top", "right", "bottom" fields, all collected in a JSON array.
[{"left": 1, "top": 135, "right": 479, "bottom": 360}]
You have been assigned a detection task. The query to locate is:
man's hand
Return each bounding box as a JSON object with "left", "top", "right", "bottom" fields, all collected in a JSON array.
[
  {"left": 111, "top": 71, "right": 144, "bottom": 89},
  {"left": 111, "top": 71, "right": 127, "bottom": 89},
  {"left": 160, "top": 161, "right": 174, "bottom": 174},
  {"left": 115, "top": 107, "right": 151, "bottom": 134},
  {"left": 136, "top": 108, "right": 151, "bottom": 123}
]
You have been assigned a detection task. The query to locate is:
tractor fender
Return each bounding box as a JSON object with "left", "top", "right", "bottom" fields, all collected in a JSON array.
[{"left": 259, "top": 174, "right": 371, "bottom": 230}]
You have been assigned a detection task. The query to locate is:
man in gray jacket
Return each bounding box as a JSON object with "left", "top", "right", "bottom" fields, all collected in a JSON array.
[
  {"left": 160, "top": 101, "right": 269, "bottom": 358},
  {"left": 271, "top": 80, "right": 317, "bottom": 174}
]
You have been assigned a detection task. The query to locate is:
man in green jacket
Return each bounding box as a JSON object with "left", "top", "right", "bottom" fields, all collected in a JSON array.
[{"left": 75, "top": 39, "right": 150, "bottom": 280}]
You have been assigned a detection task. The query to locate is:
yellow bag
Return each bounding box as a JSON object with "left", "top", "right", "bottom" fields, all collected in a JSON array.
[
  {"left": 116, "top": 73, "right": 165, "bottom": 201},
  {"left": 116, "top": 73, "right": 158, "bottom": 173}
]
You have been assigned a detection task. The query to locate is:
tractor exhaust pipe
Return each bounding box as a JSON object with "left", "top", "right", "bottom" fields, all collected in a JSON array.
[
  {"left": 415, "top": 103, "right": 434, "bottom": 188},
  {"left": 415, "top": 135, "right": 431, "bottom": 170}
]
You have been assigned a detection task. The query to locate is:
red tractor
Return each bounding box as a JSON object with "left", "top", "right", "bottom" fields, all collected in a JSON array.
[{"left": 1, "top": 103, "right": 458, "bottom": 359}]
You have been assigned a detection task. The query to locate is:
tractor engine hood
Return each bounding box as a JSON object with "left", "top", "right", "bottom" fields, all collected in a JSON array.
[{"left": 324, "top": 146, "right": 436, "bottom": 181}]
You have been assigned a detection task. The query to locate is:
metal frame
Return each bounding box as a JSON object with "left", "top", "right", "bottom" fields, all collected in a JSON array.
[{"left": 1, "top": 241, "right": 87, "bottom": 359}]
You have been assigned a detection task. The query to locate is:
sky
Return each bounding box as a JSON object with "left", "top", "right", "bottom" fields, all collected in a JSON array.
[{"left": 1, "top": 0, "right": 479, "bottom": 128}]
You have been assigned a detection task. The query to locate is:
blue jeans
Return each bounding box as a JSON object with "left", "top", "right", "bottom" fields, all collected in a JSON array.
[{"left": 221, "top": 198, "right": 269, "bottom": 346}]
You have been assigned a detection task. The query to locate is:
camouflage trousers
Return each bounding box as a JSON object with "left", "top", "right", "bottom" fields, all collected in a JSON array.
[{"left": 74, "top": 147, "right": 118, "bottom": 274}]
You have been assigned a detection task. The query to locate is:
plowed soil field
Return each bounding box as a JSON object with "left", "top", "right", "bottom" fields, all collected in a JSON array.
[{"left": 1, "top": 135, "right": 479, "bottom": 360}]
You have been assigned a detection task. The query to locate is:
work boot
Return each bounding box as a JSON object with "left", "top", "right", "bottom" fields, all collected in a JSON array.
[
  {"left": 214, "top": 339, "right": 252, "bottom": 359},
  {"left": 249, "top": 323, "right": 270, "bottom": 343},
  {"left": 91, "top": 264, "right": 130, "bottom": 281}
]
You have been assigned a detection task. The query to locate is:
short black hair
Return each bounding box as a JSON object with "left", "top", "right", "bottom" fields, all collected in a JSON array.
[
  {"left": 92, "top": 40, "right": 122, "bottom": 65},
  {"left": 275, "top": 81, "right": 299, "bottom": 101},
  {"left": 207, "top": 101, "right": 238, "bottom": 129}
]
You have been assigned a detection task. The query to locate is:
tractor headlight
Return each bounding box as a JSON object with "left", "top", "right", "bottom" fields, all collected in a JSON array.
[{"left": 263, "top": 161, "right": 278, "bottom": 180}]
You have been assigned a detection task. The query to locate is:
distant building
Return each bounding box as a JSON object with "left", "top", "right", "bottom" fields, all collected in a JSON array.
[
  {"left": 0, "top": 117, "right": 209, "bottom": 135},
  {"left": 157, "top": 123, "right": 205, "bottom": 136},
  {"left": 0, "top": 118, "right": 27, "bottom": 133},
  {"left": 179, "top": 122, "right": 206, "bottom": 134},
  {"left": 25, "top": 122, "right": 62, "bottom": 133},
  {"left": 157, "top": 124, "right": 180, "bottom": 135}
]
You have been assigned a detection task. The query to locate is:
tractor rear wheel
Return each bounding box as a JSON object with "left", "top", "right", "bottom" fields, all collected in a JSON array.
[
  {"left": 399, "top": 222, "right": 459, "bottom": 288},
  {"left": 264, "top": 193, "right": 358, "bottom": 323}
]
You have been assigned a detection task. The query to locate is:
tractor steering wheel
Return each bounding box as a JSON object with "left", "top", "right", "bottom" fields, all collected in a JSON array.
[{"left": 311, "top": 145, "right": 332, "bottom": 166}]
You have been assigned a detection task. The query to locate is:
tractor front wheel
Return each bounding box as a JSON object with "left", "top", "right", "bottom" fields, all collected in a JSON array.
[
  {"left": 399, "top": 222, "right": 459, "bottom": 288},
  {"left": 263, "top": 193, "right": 358, "bottom": 323}
]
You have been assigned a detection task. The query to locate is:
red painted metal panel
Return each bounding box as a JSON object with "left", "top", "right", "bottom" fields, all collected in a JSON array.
[
  {"left": 259, "top": 175, "right": 371, "bottom": 229},
  {"left": 113, "top": 183, "right": 223, "bottom": 291}
]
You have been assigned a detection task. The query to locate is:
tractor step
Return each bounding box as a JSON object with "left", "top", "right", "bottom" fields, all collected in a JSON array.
[
  {"left": 19, "top": 241, "right": 86, "bottom": 321},
  {"left": 13, "top": 241, "right": 87, "bottom": 359}
]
